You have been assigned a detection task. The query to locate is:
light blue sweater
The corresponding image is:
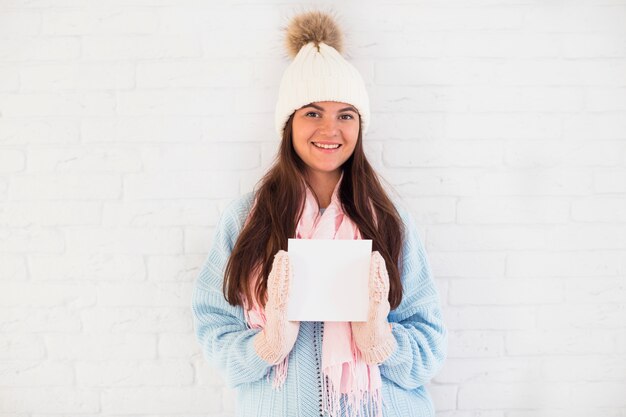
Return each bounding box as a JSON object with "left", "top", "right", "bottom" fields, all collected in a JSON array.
[{"left": 191, "top": 192, "right": 448, "bottom": 417}]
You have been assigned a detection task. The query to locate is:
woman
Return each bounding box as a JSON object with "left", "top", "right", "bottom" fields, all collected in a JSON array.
[{"left": 192, "top": 10, "right": 447, "bottom": 417}]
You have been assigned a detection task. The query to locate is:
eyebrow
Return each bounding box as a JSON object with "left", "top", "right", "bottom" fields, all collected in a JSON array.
[{"left": 301, "top": 103, "right": 358, "bottom": 113}]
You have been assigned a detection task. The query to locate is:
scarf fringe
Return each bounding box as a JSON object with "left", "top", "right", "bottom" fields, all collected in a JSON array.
[
  {"left": 322, "top": 366, "right": 382, "bottom": 417},
  {"left": 271, "top": 355, "right": 289, "bottom": 389}
]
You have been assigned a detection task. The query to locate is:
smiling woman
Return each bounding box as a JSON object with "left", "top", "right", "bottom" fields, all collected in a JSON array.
[
  {"left": 292, "top": 101, "right": 360, "bottom": 206},
  {"left": 191, "top": 9, "right": 447, "bottom": 417}
]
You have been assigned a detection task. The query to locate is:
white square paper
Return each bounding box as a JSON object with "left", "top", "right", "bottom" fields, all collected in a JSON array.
[{"left": 286, "top": 238, "right": 372, "bottom": 322}]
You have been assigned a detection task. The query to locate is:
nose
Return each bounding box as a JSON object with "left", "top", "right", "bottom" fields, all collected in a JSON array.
[{"left": 318, "top": 118, "right": 339, "bottom": 137}]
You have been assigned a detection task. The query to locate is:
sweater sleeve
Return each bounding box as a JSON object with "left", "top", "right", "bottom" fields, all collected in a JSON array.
[
  {"left": 191, "top": 195, "right": 273, "bottom": 388},
  {"left": 378, "top": 205, "right": 448, "bottom": 390}
]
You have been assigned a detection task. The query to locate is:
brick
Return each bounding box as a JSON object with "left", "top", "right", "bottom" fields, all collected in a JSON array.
[
  {"left": 0, "top": 66, "right": 19, "bottom": 92},
  {"left": 401, "top": 197, "right": 456, "bottom": 224},
  {"left": 564, "top": 113, "right": 626, "bottom": 140},
  {"left": 76, "top": 360, "right": 193, "bottom": 386},
  {"left": 193, "top": 356, "right": 227, "bottom": 387},
  {"left": 383, "top": 139, "right": 503, "bottom": 168},
  {"left": 494, "top": 59, "right": 626, "bottom": 86},
  {"left": 0, "top": 118, "right": 79, "bottom": 144},
  {"left": 447, "top": 331, "right": 504, "bottom": 358},
  {"left": 594, "top": 168, "right": 626, "bottom": 193},
  {"left": 476, "top": 168, "right": 593, "bottom": 196},
  {"left": 45, "top": 333, "right": 156, "bottom": 360},
  {"left": 436, "top": 357, "right": 541, "bottom": 383},
  {"left": 26, "top": 145, "right": 141, "bottom": 173},
  {"left": 0, "top": 283, "right": 96, "bottom": 308},
  {"left": 524, "top": 5, "right": 626, "bottom": 33},
  {"left": 65, "top": 227, "right": 182, "bottom": 255},
  {"left": 103, "top": 200, "right": 219, "bottom": 227},
  {"left": 0, "top": 334, "right": 45, "bottom": 360},
  {"left": 146, "top": 254, "right": 205, "bottom": 283},
  {"left": 159, "top": 333, "right": 201, "bottom": 358},
  {"left": 562, "top": 33, "right": 626, "bottom": 58},
  {"left": 80, "top": 307, "right": 192, "bottom": 333},
  {"left": 0, "top": 227, "right": 63, "bottom": 254},
  {"left": 0, "top": 255, "right": 27, "bottom": 281},
  {"left": 0, "top": 388, "right": 99, "bottom": 413},
  {"left": 202, "top": 114, "right": 274, "bottom": 142},
  {"left": 536, "top": 304, "right": 625, "bottom": 329},
  {"left": 0, "top": 12, "right": 40, "bottom": 36},
  {"left": 384, "top": 169, "right": 479, "bottom": 197},
  {"left": 139, "top": 143, "right": 260, "bottom": 171},
  {"left": 0, "top": 37, "right": 79, "bottom": 61},
  {"left": 429, "top": 384, "right": 457, "bottom": 411},
  {"left": 137, "top": 61, "right": 252, "bottom": 88},
  {"left": 29, "top": 254, "right": 145, "bottom": 282},
  {"left": 563, "top": 277, "right": 626, "bottom": 304},
  {"left": 447, "top": 113, "right": 561, "bottom": 140},
  {"left": 541, "top": 354, "right": 626, "bottom": 382},
  {"left": 0, "top": 92, "right": 116, "bottom": 117},
  {"left": 0, "top": 360, "right": 73, "bottom": 386},
  {"left": 41, "top": 9, "right": 158, "bottom": 35},
  {"left": 442, "top": 32, "right": 561, "bottom": 58},
  {"left": 506, "top": 329, "right": 616, "bottom": 355},
  {"left": 81, "top": 116, "right": 203, "bottom": 144},
  {"left": 457, "top": 197, "right": 569, "bottom": 224},
  {"left": 507, "top": 250, "right": 622, "bottom": 278},
  {"left": 465, "top": 86, "right": 583, "bottom": 112},
  {"left": 429, "top": 251, "right": 505, "bottom": 278},
  {"left": 8, "top": 173, "right": 120, "bottom": 200},
  {"left": 569, "top": 382, "right": 626, "bottom": 407},
  {"left": 20, "top": 63, "right": 134, "bottom": 92},
  {"left": 508, "top": 409, "right": 624, "bottom": 417},
  {"left": 0, "top": 202, "right": 100, "bottom": 227},
  {"left": 445, "top": 306, "right": 535, "bottom": 330},
  {"left": 376, "top": 59, "right": 498, "bottom": 86},
  {"left": 123, "top": 172, "right": 239, "bottom": 199},
  {"left": 427, "top": 225, "right": 554, "bottom": 251},
  {"left": 184, "top": 227, "right": 215, "bottom": 255},
  {"left": 505, "top": 140, "right": 623, "bottom": 167},
  {"left": 572, "top": 197, "right": 626, "bottom": 222},
  {"left": 96, "top": 282, "right": 192, "bottom": 307},
  {"left": 458, "top": 382, "right": 570, "bottom": 409},
  {"left": 587, "top": 87, "right": 626, "bottom": 110},
  {"left": 82, "top": 34, "right": 201, "bottom": 60},
  {"left": 101, "top": 387, "right": 221, "bottom": 414},
  {"left": 0, "top": 307, "right": 81, "bottom": 333},
  {"left": 449, "top": 278, "right": 563, "bottom": 305}
]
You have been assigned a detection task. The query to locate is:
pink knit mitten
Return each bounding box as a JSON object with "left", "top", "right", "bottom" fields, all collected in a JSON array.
[
  {"left": 253, "top": 250, "right": 300, "bottom": 365},
  {"left": 351, "top": 251, "right": 397, "bottom": 365}
]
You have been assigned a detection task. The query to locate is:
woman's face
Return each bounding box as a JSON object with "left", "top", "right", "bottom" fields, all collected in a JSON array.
[{"left": 291, "top": 101, "right": 360, "bottom": 178}]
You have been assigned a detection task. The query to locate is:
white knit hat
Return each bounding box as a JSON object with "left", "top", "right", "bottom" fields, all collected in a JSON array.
[{"left": 274, "top": 11, "right": 370, "bottom": 138}]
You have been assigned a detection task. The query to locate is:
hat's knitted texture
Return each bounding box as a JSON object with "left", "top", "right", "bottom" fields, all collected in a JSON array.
[{"left": 274, "top": 11, "right": 370, "bottom": 138}]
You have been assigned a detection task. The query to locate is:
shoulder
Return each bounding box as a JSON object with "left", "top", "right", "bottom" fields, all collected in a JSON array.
[
  {"left": 220, "top": 191, "right": 255, "bottom": 226},
  {"left": 389, "top": 197, "right": 417, "bottom": 236},
  {"left": 213, "top": 191, "right": 256, "bottom": 245}
]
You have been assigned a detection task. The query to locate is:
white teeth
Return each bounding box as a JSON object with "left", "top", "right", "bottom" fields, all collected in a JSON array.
[{"left": 313, "top": 142, "right": 340, "bottom": 149}]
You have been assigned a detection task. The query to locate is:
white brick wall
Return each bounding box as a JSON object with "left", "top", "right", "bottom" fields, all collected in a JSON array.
[{"left": 1, "top": 1, "right": 625, "bottom": 416}]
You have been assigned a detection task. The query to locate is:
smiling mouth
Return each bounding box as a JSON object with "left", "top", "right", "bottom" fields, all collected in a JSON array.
[{"left": 312, "top": 142, "right": 341, "bottom": 149}]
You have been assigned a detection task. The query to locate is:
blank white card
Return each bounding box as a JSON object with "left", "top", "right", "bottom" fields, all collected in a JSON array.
[{"left": 286, "top": 238, "right": 372, "bottom": 322}]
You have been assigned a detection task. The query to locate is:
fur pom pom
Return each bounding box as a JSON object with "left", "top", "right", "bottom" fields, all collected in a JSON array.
[{"left": 284, "top": 10, "right": 344, "bottom": 59}]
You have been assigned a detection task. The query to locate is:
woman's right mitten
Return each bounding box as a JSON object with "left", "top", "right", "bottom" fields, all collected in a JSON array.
[{"left": 253, "top": 250, "right": 301, "bottom": 365}]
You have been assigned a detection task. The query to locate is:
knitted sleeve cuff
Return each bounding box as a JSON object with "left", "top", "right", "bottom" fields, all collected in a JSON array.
[
  {"left": 253, "top": 330, "right": 288, "bottom": 365},
  {"left": 360, "top": 331, "right": 397, "bottom": 365}
]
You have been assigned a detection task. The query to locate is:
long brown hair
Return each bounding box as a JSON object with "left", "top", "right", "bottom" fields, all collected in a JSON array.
[{"left": 223, "top": 112, "right": 405, "bottom": 310}]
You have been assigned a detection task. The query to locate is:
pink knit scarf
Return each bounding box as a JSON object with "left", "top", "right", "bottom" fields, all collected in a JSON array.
[{"left": 243, "top": 173, "right": 383, "bottom": 417}]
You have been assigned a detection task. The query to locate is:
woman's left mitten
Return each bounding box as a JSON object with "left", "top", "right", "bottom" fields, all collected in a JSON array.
[{"left": 351, "top": 251, "right": 397, "bottom": 365}]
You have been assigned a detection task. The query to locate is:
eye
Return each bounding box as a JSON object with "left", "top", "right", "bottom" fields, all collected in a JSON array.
[
  {"left": 339, "top": 114, "right": 354, "bottom": 120},
  {"left": 305, "top": 111, "right": 320, "bottom": 118}
]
